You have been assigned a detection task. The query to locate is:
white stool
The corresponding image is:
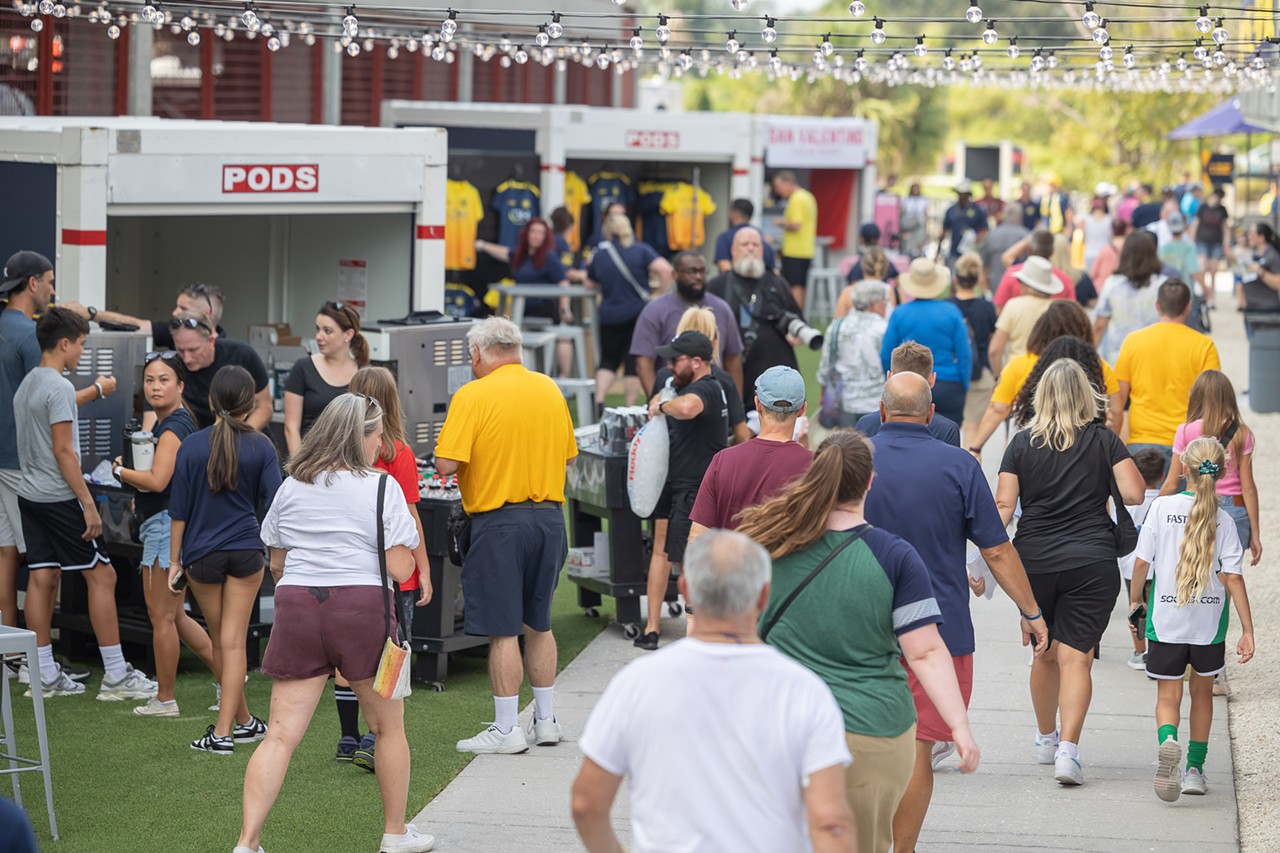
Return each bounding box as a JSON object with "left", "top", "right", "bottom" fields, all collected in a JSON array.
[
  {"left": 805, "top": 267, "right": 845, "bottom": 327},
  {"left": 521, "top": 330, "right": 558, "bottom": 375},
  {"left": 0, "top": 625, "right": 58, "bottom": 839},
  {"left": 552, "top": 324, "right": 590, "bottom": 379},
  {"left": 556, "top": 378, "right": 597, "bottom": 426}
]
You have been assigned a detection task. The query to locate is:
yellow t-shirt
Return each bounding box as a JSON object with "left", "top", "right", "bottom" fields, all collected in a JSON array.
[
  {"left": 446, "top": 180, "right": 485, "bottom": 271},
  {"left": 564, "top": 172, "right": 591, "bottom": 253},
  {"left": 433, "top": 364, "right": 579, "bottom": 514},
  {"left": 992, "top": 352, "right": 1120, "bottom": 406},
  {"left": 781, "top": 187, "right": 818, "bottom": 259},
  {"left": 1115, "top": 322, "right": 1220, "bottom": 446},
  {"left": 994, "top": 295, "right": 1053, "bottom": 357},
  {"left": 659, "top": 183, "right": 717, "bottom": 251}
]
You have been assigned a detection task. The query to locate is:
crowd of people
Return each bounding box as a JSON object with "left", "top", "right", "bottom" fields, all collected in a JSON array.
[{"left": 0, "top": 162, "right": 1265, "bottom": 853}]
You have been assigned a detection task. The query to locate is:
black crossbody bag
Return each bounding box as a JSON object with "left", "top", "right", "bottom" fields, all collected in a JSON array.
[{"left": 760, "top": 526, "right": 872, "bottom": 643}]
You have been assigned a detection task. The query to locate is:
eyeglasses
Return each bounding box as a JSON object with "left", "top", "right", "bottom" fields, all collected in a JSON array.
[
  {"left": 169, "top": 317, "right": 212, "bottom": 333},
  {"left": 145, "top": 351, "right": 181, "bottom": 364},
  {"left": 353, "top": 392, "right": 383, "bottom": 420}
]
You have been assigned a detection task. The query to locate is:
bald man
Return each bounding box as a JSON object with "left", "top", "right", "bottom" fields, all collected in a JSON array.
[{"left": 863, "top": 372, "right": 1046, "bottom": 853}]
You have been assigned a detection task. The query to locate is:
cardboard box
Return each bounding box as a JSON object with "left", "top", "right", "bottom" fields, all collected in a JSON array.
[{"left": 248, "top": 323, "right": 300, "bottom": 347}]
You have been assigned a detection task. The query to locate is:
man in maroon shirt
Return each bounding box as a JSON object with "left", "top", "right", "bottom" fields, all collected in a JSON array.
[{"left": 687, "top": 366, "right": 813, "bottom": 540}]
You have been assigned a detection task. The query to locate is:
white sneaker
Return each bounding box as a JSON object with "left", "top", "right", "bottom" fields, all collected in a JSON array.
[
  {"left": 525, "top": 716, "right": 562, "bottom": 747},
  {"left": 97, "top": 665, "right": 158, "bottom": 701},
  {"left": 209, "top": 681, "right": 222, "bottom": 712},
  {"left": 380, "top": 823, "right": 435, "bottom": 852},
  {"left": 1153, "top": 739, "right": 1183, "bottom": 801},
  {"left": 17, "top": 663, "right": 29, "bottom": 685},
  {"left": 1181, "top": 767, "right": 1208, "bottom": 796},
  {"left": 1127, "top": 652, "right": 1148, "bottom": 671},
  {"left": 1035, "top": 731, "right": 1059, "bottom": 765},
  {"left": 930, "top": 741, "right": 956, "bottom": 769},
  {"left": 232, "top": 847, "right": 265, "bottom": 853},
  {"left": 133, "top": 698, "right": 180, "bottom": 717},
  {"left": 24, "top": 665, "right": 85, "bottom": 698},
  {"left": 455, "top": 724, "right": 529, "bottom": 755},
  {"left": 1054, "top": 750, "right": 1083, "bottom": 786}
]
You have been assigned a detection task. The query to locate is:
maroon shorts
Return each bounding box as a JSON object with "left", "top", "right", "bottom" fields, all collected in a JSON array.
[
  {"left": 261, "top": 585, "right": 396, "bottom": 682},
  {"left": 900, "top": 654, "right": 974, "bottom": 743}
]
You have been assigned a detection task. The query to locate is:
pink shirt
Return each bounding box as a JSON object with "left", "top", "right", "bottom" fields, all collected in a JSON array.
[
  {"left": 1174, "top": 419, "right": 1253, "bottom": 496},
  {"left": 994, "top": 263, "right": 1077, "bottom": 309}
]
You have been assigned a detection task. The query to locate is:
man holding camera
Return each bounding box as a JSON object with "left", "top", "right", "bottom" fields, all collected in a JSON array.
[{"left": 707, "top": 227, "right": 813, "bottom": 410}]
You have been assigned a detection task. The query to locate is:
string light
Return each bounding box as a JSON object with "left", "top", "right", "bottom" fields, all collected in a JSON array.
[
  {"left": 942, "top": 48, "right": 955, "bottom": 70},
  {"left": 820, "top": 33, "right": 834, "bottom": 56},
  {"left": 914, "top": 36, "right": 927, "bottom": 58},
  {"left": 849, "top": 2, "right": 866, "bottom": 18},
  {"left": 629, "top": 28, "right": 642, "bottom": 51},
  {"left": 1123, "top": 45, "right": 1136, "bottom": 68},
  {"left": 725, "top": 31, "right": 739, "bottom": 53},
  {"left": 982, "top": 20, "right": 998, "bottom": 45},
  {"left": 535, "top": 24, "right": 549, "bottom": 47},
  {"left": 1092, "top": 18, "right": 1109, "bottom": 44},
  {"left": 729, "top": 0, "right": 747, "bottom": 11},
  {"left": 966, "top": 1, "right": 983, "bottom": 25},
  {"left": 762, "top": 16, "right": 777, "bottom": 44},
  {"left": 870, "top": 18, "right": 886, "bottom": 45},
  {"left": 1082, "top": 2, "right": 1100, "bottom": 31},
  {"left": 1007, "top": 36, "right": 1019, "bottom": 59},
  {"left": 341, "top": 6, "right": 357, "bottom": 38},
  {"left": 1196, "top": 6, "right": 1212, "bottom": 34},
  {"left": 655, "top": 14, "right": 670, "bottom": 43},
  {"left": 441, "top": 8, "right": 457, "bottom": 39},
  {"left": 1212, "top": 18, "right": 1228, "bottom": 45}
]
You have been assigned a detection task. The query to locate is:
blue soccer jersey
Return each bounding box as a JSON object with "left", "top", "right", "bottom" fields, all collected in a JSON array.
[{"left": 492, "top": 180, "right": 541, "bottom": 249}]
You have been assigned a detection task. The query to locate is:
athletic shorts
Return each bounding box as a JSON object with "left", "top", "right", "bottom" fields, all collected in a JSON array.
[
  {"left": 1146, "top": 639, "right": 1226, "bottom": 679},
  {"left": 186, "top": 549, "right": 264, "bottom": 585},
  {"left": 1196, "top": 242, "right": 1225, "bottom": 260},
  {"left": 139, "top": 510, "right": 171, "bottom": 570},
  {"left": 1027, "top": 562, "right": 1121, "bottom": 654},
  {"left": 261, "top": 585, "right": 394, "bottom": 682},
  {"left": 462, "top": 502, "right": 566, "bottom": 637},
  {"left": 781, "top": 256, "right": 812, "bottom": 291},
  {"left": 598, "top": 319, "right": 639, "bottom": 375},
  {"left": 0, "top": 468, "right": 23, "bottom": 552},
  {"left": 902, "top": 654, "right": 974, "bottom": 743},
  {"left": 664, "top": 488, "right": 699, "bottom": 566},
  {"left": 18, "top": 497, "right": 109, "bottom": 572}
]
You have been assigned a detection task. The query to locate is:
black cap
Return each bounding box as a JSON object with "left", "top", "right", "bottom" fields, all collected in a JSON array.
[
  {"left": 2, "top": 251, "right": 53, "bottom": 295},
  {"left": 859, "top": 222, "right": 882, "bottom": 242},
  {"left": 656, "top": 330, "right": 714, "bottom": 361}
]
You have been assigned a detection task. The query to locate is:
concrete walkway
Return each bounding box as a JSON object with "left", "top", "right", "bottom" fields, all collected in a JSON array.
[{"left": 413, "top": 594, "right": 1236, "bottom": 851}]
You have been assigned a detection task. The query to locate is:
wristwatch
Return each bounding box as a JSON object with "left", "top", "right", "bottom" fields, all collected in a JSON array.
[{"left": 87, "top": 306, "right": 98, "bottom": 321}]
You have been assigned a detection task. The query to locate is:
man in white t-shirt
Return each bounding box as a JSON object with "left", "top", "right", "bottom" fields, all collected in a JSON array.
[{"left": 571, "top": 530, "right": 854, "bottom": 853}]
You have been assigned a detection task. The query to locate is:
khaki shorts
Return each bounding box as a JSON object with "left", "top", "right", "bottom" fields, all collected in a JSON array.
[
  {"left": 963, "top": 368, "right": 995, "bottom": 428},
  {"left": 845, "top": 725, "right": 917, "bottom": 853},
  {"left": 0, "top": 468, "right": 25, "bottom": 552}
]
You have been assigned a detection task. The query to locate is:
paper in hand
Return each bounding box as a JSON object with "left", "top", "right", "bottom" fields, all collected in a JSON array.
[{"left": 966, "top": 547, "right": 996, "bottom": 600}]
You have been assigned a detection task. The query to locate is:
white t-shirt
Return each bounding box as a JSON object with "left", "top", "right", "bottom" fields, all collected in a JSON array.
[
  {"left": 1133, "top": 493, "right": 1244, "bottom": 645},
  {"left": 578, "top": 638, "right": 851, "bottom": 853},
  {"left": 261, "top": 471, "right": 420, "bottom": 588},
  {"left": 1119, "top": 488, "right": 1160, "bottom": 581}
]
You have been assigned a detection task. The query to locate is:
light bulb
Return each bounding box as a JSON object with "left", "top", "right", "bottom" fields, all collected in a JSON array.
[
  {"left": 241, "top": 6, "right": 257, "bottom": 30},
  {"left": 30, "top": 16, "right": 43, "bottom": 30},
  {"left": 431, "top": 44, "right": 445, "bottom": 60},
  {"left": 1030, "top": 53, "right": 1044, "bottom": 72},
  {"left": 982, "top": 23, "right": 997, "bottom": 45},
  {"left": 1092, "top": 24, "right": 1108, "bottom": 44},
  {"left": 548, "top": 15, "right": 562, "bottom": 39},
  {"left": 1194, "top": 41, "right": 1208, "bottom": 61},
  {"left": 611, "top": 0, "right": 625, "bottom": 5},
  {"left": 1214, "top": 48, "right": 1227, "bottom": 65},
  {"left": 441, "top": 14, "right": 457, "bottom": 37},
  {"left": 870, "top": 24, "right": 886, "bottom": 45},
  {"left": 726, "top": 34, "right": 739, "bottom": 53},
  {"left": 1047, "top": 51, "right": 1058, "bottom": 68},
  {"left": 966, "top": 2, "right": 982, "bottom": 24},
  {"left": 1211, "top": 20, "right": 1227, "bottom": 44},
  {"left": 656, "top": 19, "right": 670, "bottom": 42},
  {"left": 849, "top": 1, "right": 866, "bottom": 17},
  {"left": 1196, "top": 7, "right": 1212, "bottom": 34},
  {"left": 1083, "top": 5, "right": 1100, "bottom": 30},
  {"left": 1007, "top": 38, "right": 1019, "bottom": 59},
  {"left": 942, "top": 50, "right": 955, "bottom": 70},
  {"left": 37, "top": 0, "right": 52, "bottom": 14},
  {"left": 106, "top": 22, "right": 118, "bottom": 37},
  {"left": 499, "top": 34, "right": 511, "bottom": 52},
  {"left": 630, "top": 33, "right": 642, "bottom": 51},
  {"left": 730, "top": 0, "right": 748, "bottom": 10},
  {"left": 960, "top": 56, "right": 973, "bottom": 72},
  {"left": 1099, "top": 43, "right": 1112, "bottom": 61},
  {"left": 762, "top": 20, "right": 777, "bottom": 43},
  {"left": 342, "top": 12, "right": 358, "bottom": 38},
  {"left": 270, "top": 35, "right": 286, "bottom": 51},
  {"left": 52, "top": 4, "right": 64, "bottom": 17},
  {"left": 679, "top": 51, "right": 693, "bottom": 70},
  {"left": 1123, "top": 48, "right": 1136, "bottom": 69},
  {"left": 515, "top": 47, "right": 528, "bottom": 63},
  {"left": 821, "top": 35, "right": 834, "bottom": 56},
  {"left": 914, "top": 37, "right": 927, "bottom": 58},
  {"left": 142, "top": 3, "right": 155, "bottom": 21},
  {"left": 596, "top": 53, "right": 609, "bottom": 68},
  {"left": 188, "top": 29, "right": 200, "bottom": 45},
  {"left": 1176, "top": 54, "right": 1187, "bottom": 71},
  {"left": 535, "top": 26, "right": 549, "bottom": 47},
  {"left": 736, "top": 49, "right": 748, "bottom": 62},
  {"left": 769, "top": 52, "right": 781, "bottom": 73},
  {"left": 346, "top": 40, "right": 360, "bottom": 56},
  {"left": 1254, "top": 54, "right": 1266, "bottom": 70},
  {"left": 854, "top": 51, "right": 867, "bottom": 72}
]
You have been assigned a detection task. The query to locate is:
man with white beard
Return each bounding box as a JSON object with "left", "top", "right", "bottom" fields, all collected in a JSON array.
[{"left": 707, "top": 227, "right": 806, "bottom": 409}]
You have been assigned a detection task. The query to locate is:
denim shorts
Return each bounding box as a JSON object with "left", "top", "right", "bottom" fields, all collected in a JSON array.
[
  {"left": 1219, "top": 498, "right": 1251, "bottom": 549},
  {"left": 139, "top": 510, "right": 171, "bottom": 569}
]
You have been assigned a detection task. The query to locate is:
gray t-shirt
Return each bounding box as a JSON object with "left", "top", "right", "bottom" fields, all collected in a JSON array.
[{"left": 14, "top": 366, "right": 79, "bottom": 502}]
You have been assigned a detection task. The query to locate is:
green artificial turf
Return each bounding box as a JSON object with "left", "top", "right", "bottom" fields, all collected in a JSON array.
[{"left": 7, "top": 569, "right": 610, "bottom": 852}]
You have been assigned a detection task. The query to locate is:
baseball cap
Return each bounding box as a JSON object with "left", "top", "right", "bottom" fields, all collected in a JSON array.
[
  {"left": 755, "top": 365, "right": 806, "bottom": 413},
  {"left": 859, "top": 222, "right": 882, "bottom": 242},
  {"left": 656, "top": 330, "right": 714, "bottom": 361},
  {"left": 1168, "top": 212, "right": 1187, "bottom": 234},
  {"left": 1, "top": 250, "right": 53, "bottom": 295}
]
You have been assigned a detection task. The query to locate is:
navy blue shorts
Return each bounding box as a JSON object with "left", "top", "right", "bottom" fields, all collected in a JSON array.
[{"left": 462, "top": 502, "right": 566, "bottom": 637}]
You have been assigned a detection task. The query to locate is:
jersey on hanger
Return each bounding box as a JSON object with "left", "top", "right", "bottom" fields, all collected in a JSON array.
[
  {"left": 446, "top": 179, "right": 485, "bottom": 271},
  {"left": 564, "top": 172, "right": 591, "bottom": 253},
  {"left": 492, "top": 180, "right": 541, "bottom": 250},
  {"left": 661, "top": 183, "right": 718, "bottom": 251},
  {"left": 637, "top": 180, "right": 677, "bottom": 256},
  {"left": 588, "top": 170, "right": 635, "bottom": 225}
]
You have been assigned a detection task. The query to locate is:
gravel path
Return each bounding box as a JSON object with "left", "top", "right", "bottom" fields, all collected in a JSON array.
[{"left": 1218, "top": 310, "right": 1280, "bottom": 852}]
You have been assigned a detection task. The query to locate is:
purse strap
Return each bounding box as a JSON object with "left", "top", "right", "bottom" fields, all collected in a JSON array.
[
  {"left": 376, "top": 474, "right": 407, "bottom": 643},
  {"left": 760, "top": 526, "right": 872, "bottom": 643},
  {"left": 1219, "top": 421, "right": 1239, "bottom": 449},
  {"left": 1092, "top": 424, "right": 1127, "bottom": 513},
  {"left": 600, "top": 240, "right": 650, "bottom": 302}
]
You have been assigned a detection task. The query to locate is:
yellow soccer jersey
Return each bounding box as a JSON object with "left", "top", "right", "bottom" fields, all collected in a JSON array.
[
  {"left": 446, "top": 180, "right": 485, "bottom": 270},
  {"left": 660, "top": 183, "right": 717, "bottom": 251},
  {"left": 564, "top": 172, "right": 591, "bottom": 252}
]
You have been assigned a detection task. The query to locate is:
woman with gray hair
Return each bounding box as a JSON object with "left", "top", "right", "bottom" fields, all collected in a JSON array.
[
  {"left": 818, "top": 278, "right": 890, "bottom": 426},
  {"left": 236, "top": 393, "right": 431, "bottom": 853}
]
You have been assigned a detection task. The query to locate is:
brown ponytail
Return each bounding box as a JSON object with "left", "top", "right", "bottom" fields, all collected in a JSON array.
[
  {"left": 319, "top": 301, "right": 370, "bottom": 367},
  {"left": 736, "top": 430, "right": 873, "bottom": 559},
  {"left": 206, "top": 365, "right": 258, "bottom": 493}
]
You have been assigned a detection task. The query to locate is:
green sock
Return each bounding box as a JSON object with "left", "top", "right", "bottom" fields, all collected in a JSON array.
[
  {"left": 1187, "top": 740, "right": 1208, "bottom": 771},
  {"left": 1158, "top": 725, "right": 1178, "bottom": 744}
]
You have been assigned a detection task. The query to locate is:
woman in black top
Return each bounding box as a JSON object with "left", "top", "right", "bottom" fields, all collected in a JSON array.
[
  {"left": 995, "top": 359, "right": 1144, "bottom": 788},
  {"left": 112, "top": 352, "right": 214, "bottom": 716},
  {"left": 950, "top": 252, "right": 997, "bottom": 450},
  {"left": 284, "top": 302, "right": 370, "bottom": 455}
]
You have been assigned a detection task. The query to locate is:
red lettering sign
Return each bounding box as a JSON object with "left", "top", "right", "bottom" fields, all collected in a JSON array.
[
  {"left": 222, "top": 164, "right": 319, "bottom": 194},
  {"left": 624, "top": 130, "right": 681, "bottom": 150}
]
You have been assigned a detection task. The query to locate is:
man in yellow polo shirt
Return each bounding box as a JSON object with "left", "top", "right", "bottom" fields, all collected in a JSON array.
[
  {"left": 771, "top": 170, "right": 819, "bottom": 310},
  {"left": 435, "top": 316, "right": 578, "bottom": 756},
  {"left": 1114, "top": 279, "right": 1219, "bottom": 472}
]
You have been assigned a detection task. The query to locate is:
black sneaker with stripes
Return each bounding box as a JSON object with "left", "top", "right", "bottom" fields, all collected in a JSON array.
[
  {"left": 233, "top": 715, "right": 268, "bottom": 744},
  {"left": 191, "top": 725, "right": 234, "bottom": 755}
]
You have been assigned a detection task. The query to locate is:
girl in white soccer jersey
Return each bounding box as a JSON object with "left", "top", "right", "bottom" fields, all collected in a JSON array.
[{"left": 1129, "top": 436, "right": 1254, "bottom": 803}]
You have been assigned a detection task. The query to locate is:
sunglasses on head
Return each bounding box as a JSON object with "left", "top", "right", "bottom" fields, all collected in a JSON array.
[
  {"left": 169, "top": 317, "right": 211, "bottom": 332},
  {"left": 325, "top": 301, "right": 348, "bottom": 313},
  {"left": 145, "top": 351, "right": 181, "bottom": 364},
  {"left": 352, "top": 392, "right": 383, "bottom": 419}
]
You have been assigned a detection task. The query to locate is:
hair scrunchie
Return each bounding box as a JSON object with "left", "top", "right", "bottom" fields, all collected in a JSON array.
[{"left": 1198, "top": 459, "right": 1221, "bottom": 478}]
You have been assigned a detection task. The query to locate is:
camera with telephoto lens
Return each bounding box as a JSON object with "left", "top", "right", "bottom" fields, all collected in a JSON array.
[{"left": 777, "top": 312, "right": 824, "bottom": 350}]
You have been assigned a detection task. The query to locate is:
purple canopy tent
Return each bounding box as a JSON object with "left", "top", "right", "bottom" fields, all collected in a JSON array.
[{"left": 1168, "top": 98, "right": 1274, "bottom": 216}]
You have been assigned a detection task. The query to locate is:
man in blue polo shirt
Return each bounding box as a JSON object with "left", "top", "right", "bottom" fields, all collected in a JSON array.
[
  {"left": 856, "top": 342, "right": 960, "bottom": 447},
  {"left": 863, "top": 372, "right": 1045, "bottom": 853}
]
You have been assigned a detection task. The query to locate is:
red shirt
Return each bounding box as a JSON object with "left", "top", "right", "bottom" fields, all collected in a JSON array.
[
  {"left": 994, "top": 263, "right": 1077, "bottom": 310},
  {"left": 376, "top": 440, "right": 424, "bottom": 590},
  {"left": 688, "top": 439, "right": 813, "bottom": 530}
]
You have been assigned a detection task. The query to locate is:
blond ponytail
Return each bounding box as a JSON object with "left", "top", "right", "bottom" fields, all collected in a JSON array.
[{"left": 1175, "top": 437, "right": 1226, "bottom": 607}]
